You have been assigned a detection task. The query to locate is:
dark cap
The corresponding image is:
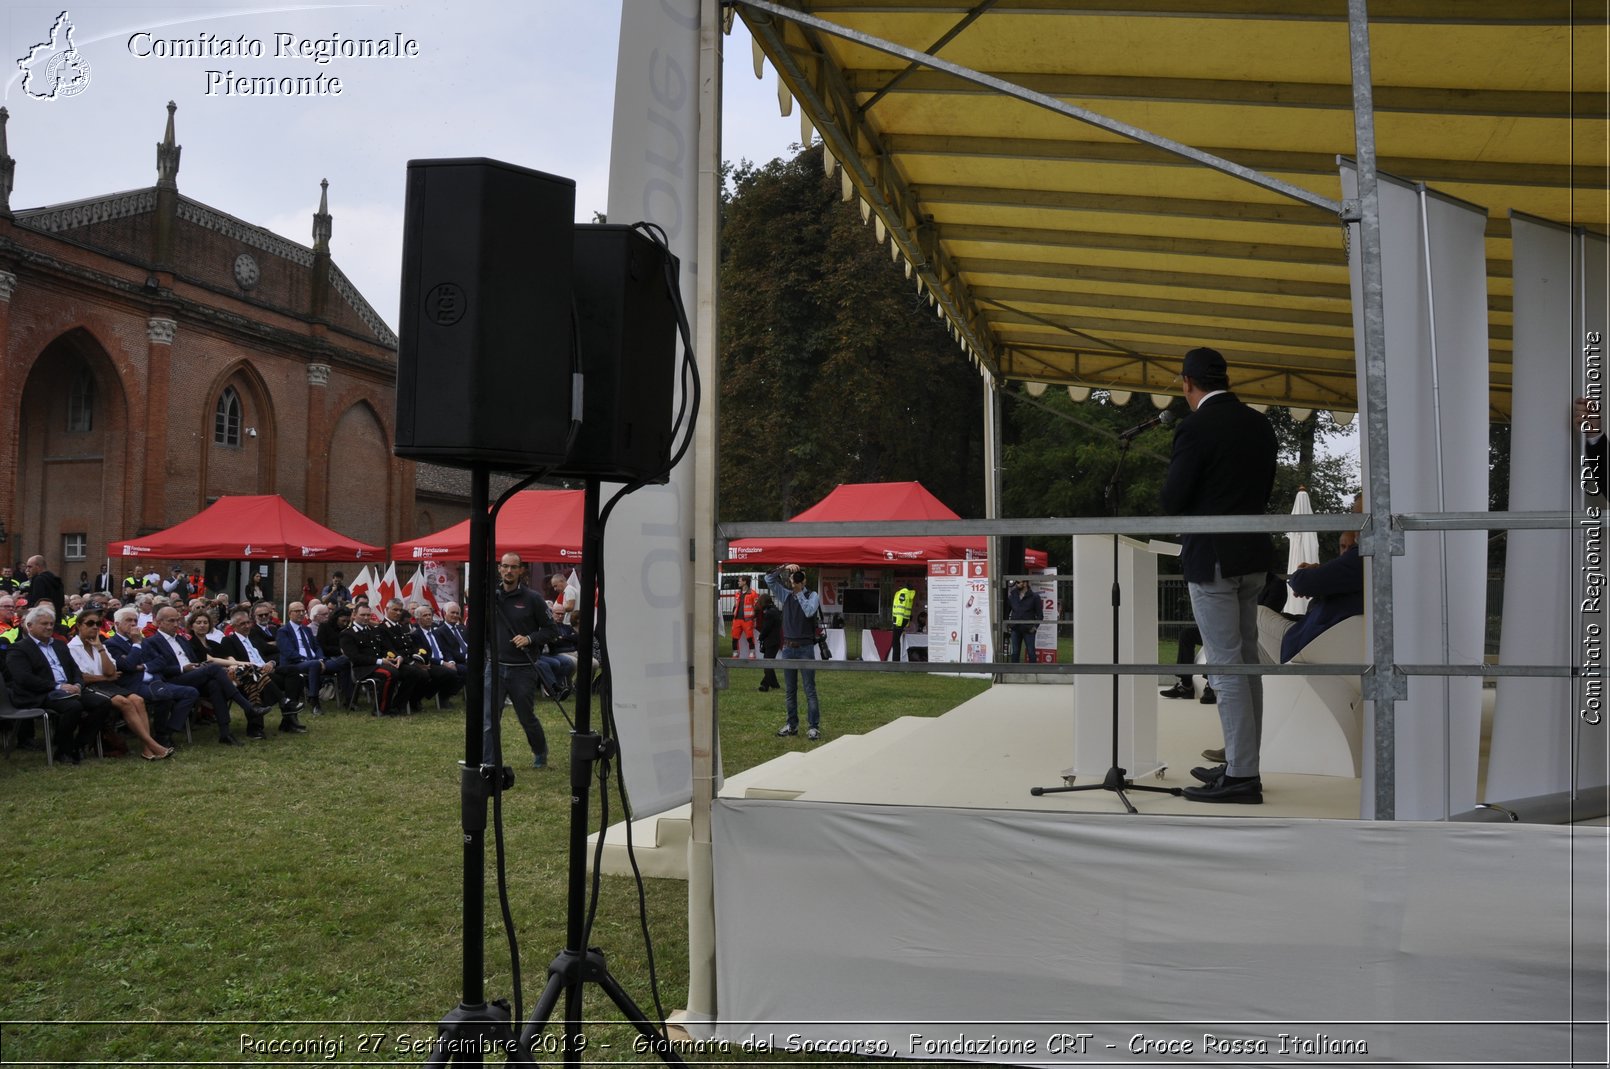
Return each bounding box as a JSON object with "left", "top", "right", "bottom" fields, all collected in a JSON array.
[{"left": 1181, "top": 346, "right": 1227, "bottom": 381}]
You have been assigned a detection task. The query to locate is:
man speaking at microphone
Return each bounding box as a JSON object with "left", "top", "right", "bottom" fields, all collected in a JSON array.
[{"left": 1160, "top": 347, "right": 1277, "bottom": 804}]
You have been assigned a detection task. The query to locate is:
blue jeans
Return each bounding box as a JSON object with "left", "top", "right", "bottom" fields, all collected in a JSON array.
[
  {"left": 1187, "top": 567, "right": 1265, "bottom": 778},
  {"left": 780, "top": 644, "right": 820, "bottom": 730},
  {"left": 1008, "top": 626, "right": 1036, "bottom": 663}
]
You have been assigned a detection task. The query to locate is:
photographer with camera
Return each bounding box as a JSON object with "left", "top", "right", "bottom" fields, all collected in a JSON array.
[{"left": 763, "top": 563, "right": 824, "bottom": 741}]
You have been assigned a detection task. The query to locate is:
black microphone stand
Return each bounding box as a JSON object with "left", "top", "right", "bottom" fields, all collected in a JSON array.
[{"left": 1032, "top": 435, "right": 1181, "bottom": 813}]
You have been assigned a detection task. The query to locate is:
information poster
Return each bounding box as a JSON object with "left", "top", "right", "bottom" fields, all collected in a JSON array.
[
  {"left": 927, "top": 560, "right": 992, "bottom": 663},
  {"left": 1032, "top": 568, "right": 1058, "bottom": 663}
]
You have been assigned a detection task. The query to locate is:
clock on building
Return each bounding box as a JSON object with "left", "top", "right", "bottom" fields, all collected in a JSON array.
[{"left": 233, "top": 252, "right": 260, "bottom": 290}]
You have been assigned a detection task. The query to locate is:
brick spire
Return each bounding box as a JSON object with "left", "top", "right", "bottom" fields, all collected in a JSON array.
[{"left": 310, "top": 179, "right": 332, "bottom": 320}]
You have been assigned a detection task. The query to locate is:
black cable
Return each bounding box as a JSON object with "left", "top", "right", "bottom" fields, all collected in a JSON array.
[
  {"left": 483, "top": 464, "right": 562, "bottom": 1030},
  {"left": 567, "top": 219, "right": 698, "bottom": 1037}
]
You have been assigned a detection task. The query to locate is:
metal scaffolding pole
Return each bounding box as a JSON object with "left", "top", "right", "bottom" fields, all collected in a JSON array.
[{"left": 1346, "top": 0, "right": 1407, "bottom": 821}]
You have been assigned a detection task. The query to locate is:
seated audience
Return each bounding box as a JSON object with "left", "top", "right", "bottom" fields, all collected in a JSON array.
[
  {"left": 412, "top": 604, "right": 465, "bottom": 701},
  {"left": 107, "top": 606, "right": 198, "bottom": 749},
  {"left": 217, "top": 606, "right": 308, "bottom": 734},
  {"left": 66, "top": 611, "right": 171, "bottom": 760},
  {"left": 339, "top": 604, "right": 411, "bottom": 715},
  {"left": 6, "top": 605, "right": 110, "bottom": 764},
  {"left": 141, "top": 606, "right": 267, "bottom": 744}
]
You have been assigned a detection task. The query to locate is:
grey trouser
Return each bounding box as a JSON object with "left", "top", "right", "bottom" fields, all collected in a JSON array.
[{"left": 1187, "top": 566, "right": 1265, "bottom": 778}]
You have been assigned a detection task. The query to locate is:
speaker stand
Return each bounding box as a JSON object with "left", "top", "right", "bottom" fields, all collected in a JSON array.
[
  {"left": 515, "top": 479, "right": 685, "bottom": 1067},
  {"left": 426, "top": 465, "right": 524, "bottom": 1063}
]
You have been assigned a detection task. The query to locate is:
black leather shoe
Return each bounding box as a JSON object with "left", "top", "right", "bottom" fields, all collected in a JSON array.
[
  {"left": 279, "top": 716, "right": 308, "bottom": 734},
  {"left": 1191, "top": 763, "right": 1227, "bottom": 784},
  {"left": 247, "top": 725, "right": 267, "bottom": 741},
  {"left": 281, "top": 699, "right": 306, "bottom": 714},
  {"left": 250, "top": 703, "right": 274, "bottom": 719},
  {"left": 1200, "top": 687, "right": 1217, "bottom": 705},
  {"left": 1182, "top": 774, "right": 1262, "bottom": 804},
  {"left": 218, "top": 734, "right": 239, "bottom": 746},
  {"left": 1159, "top": 682, "right": 1195, "bottom": 699}
]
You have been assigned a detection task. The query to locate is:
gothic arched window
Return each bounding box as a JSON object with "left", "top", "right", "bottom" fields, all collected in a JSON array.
[
  {"left": 214, "top": 386, "right": 242, "bottom": 446},
  {"left": 66, "top": 367, "right": 94, "bottom": 432}
]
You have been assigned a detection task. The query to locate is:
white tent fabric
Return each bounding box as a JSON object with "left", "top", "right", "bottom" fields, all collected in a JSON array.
[
  {"left": 1283, "top": 489, "right": 1320, "bottom": 615},
  {"left": 1343, "top": 166, "right": 1490, "bottom": 822},
  {"left": 711, "top": 798, "right": 1607, "bottom": 1066}
]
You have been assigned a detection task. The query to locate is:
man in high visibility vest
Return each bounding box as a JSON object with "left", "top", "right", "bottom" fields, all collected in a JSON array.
[
  {"left": 890, "top": 582, "right": 917, "bottom": 661},
  {"left": 730, "top": 576, "right": 759, "bottom": 658}
]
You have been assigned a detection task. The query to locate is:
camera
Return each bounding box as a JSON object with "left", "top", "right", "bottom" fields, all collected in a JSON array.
[{"left": 789, "top": 569, "right": 806, "bottom": 587}]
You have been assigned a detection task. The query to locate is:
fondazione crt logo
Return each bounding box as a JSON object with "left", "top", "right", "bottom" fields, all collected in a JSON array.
[{"left": 17, "top": 10, "right": 91, "bottom": 100}]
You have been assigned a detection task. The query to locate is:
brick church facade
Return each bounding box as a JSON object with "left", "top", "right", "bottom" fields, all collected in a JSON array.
[{"left": 0, "top": 102, "right": 472, "bottom": 589}]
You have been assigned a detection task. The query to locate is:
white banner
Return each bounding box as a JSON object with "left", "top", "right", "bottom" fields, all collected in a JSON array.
[
  {"left": 602, "top": 0, "right": 702, "bottom": 817},
  {"left": 1342, "top": 165, "right": 1490, "bottom": 820},
  {"left": 1490, "top": 218, "right": 1609, "bottom": 801}
]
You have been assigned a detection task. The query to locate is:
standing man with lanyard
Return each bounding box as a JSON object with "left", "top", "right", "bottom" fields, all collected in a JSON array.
[
  {"left": 1160, "top": 346, "right": 1277, "bottom": 804},
  {"left": 488, "top": 552, "right": 561, "bottom": 769},
  {"left": 889, "top": 581, "right": 916, "bottom": 662},
  {"left": 764, "top": 563, "right": 823, "bottom": 741}
]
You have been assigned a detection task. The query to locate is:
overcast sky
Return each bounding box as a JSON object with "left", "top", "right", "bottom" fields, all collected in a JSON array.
[
  {"left": 2, "top": 1, "right": 803, "bottom": 329},
  {"left": 3, "top": 1, "right": 1359, "bottom": 474}
]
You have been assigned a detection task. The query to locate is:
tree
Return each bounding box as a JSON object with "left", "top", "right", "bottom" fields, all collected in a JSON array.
[
  {"left": 718, "top": 151, "right": 984, "bottom": 521},
  {"left": 1002, "top": 388, "right": 1359, "bottom": 572}
]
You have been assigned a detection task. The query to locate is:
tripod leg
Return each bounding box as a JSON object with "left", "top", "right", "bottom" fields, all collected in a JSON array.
[
  {"left": 593, "top": 960, "right": 688, "bottom": 1065},
  {"left": 515, "top": 959, "right": 570, "bottom": 1057},
  {"left": 423, "top": 1000, "right": 521, "bottom": 1067}
]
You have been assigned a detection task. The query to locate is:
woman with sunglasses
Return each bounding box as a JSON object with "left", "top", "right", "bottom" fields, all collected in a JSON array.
[{"left": 66, "top": 613, "right": 173, "bottom": 760}]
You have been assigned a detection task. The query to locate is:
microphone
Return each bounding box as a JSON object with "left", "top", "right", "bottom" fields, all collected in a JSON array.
[{"left": 1117, "top": 409, "right": 1178, "bottom": 441}]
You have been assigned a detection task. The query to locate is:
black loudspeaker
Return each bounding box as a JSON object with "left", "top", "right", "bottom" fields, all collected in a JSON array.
[
  {"left": 549, "top": 224, "right": 679, "bottom": 484},
  {"left": 395, "top": 158, "right": 576, "bottom": 470},
  {"left": 1003, "top": 536, "right": 1027, "bottom": 577}
]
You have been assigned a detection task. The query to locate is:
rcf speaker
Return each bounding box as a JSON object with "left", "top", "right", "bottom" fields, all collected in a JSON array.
[
  {"left": 550, "top": 224, "right": 679, "bottom": 484},
  {"left": 395, "top": 158, "right": 576, "bottom": 470}
]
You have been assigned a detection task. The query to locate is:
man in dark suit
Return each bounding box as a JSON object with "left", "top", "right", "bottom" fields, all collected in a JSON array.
[
  {"left": 144, "top": 605, "right": 264, "bottom": 745},
  {"left": 220, "top": 606, "right": 308, "bottom": 733},
  {"left": 437, "top": 602, "right": 469, "bottom": 664},
  {"left": 108, "top": 606, "right": 198, "bottom": 749},
  {"left": 278, "top": 601, "right": 348, "bottom": 715},
  {"left": 411, "top": 604, "right": 465, "bottom": 701},
  {"left": 5, "top": 605, "right": 111, "bottom": 764},
  {"left": 1160, "top": 346, "right": 1278, "bottom": 804}
]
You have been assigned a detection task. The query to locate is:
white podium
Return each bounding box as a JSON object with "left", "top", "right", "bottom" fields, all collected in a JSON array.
[{"left": 1069, "top": 535, "right": 1164, "bottom": 781}]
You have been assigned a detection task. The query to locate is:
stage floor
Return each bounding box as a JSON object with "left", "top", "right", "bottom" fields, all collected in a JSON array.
[
  {"left": 777, "top": 682, "right": 1364, "bottom": 819},
  {"left": 591, "top": 680, "right": 1432, "bottom": 878}
]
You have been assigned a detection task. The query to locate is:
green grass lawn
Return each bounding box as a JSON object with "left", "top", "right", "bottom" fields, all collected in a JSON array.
[
  {"left": 0, "top": 638, "right": 1185, "bottom": 1063},
  {"left": 0, "top": 663, "right": 992, "bottom": 1064}
]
